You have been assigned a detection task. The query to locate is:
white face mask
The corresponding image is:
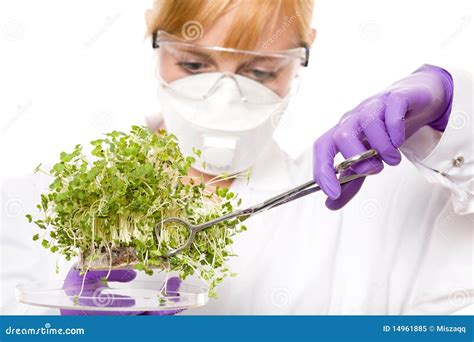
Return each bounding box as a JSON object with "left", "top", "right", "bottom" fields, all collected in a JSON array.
[{"left": 157, "top": 73, "right": 290, "bottom": 175}]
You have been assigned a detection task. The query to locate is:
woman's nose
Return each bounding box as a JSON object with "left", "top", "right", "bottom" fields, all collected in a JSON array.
[{"left": 216, "top": 59, "right": 240, "bottom": 74}]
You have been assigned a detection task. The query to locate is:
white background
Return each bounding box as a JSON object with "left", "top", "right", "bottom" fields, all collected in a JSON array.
[
  {"left": 0, "top": 0, "right": 472, "bottom": 177},
  {"left": 0, "top": 0, "right": 472, "bottom": 313}
]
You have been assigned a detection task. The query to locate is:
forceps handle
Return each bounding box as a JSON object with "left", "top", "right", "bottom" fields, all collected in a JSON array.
[
  {"left": 242, "top": 149, "right": 379, "bottom": 215},
  {"left": 261, "top": 172, "right": 370, "bottom": 211},
  {"left": 192, "top": 149, "right": 378, "bottom": 232}
]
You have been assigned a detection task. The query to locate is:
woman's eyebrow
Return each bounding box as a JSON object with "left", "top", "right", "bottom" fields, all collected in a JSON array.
[
  {"left": 238, "top": 55, "right": 287, "bottom": 68},
  {"left": 245, "top": 56, "right": 278, "bottom": 63},
  {"left": 178, "top": 48, "right": 218, "bottom": 64}
]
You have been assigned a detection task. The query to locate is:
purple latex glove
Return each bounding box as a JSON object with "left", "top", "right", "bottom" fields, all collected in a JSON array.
[
  {"left": 60, "top": 264, "right": 183, "bottom": 316},
  {"left": 313, "top": 64, "right": 453, "bottom": 210}
]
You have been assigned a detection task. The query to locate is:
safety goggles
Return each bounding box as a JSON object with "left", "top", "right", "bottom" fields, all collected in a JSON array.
[{"left": 152, "top": 30, "right": 309, "bottom": 103}]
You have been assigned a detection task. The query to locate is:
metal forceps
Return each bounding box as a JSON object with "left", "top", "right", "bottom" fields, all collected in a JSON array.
[{"left": 155, "top": 149, "right": 379, "bottom": 257}]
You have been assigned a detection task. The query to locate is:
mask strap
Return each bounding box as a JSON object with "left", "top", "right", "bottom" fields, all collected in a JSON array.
[{"left": 156, "top": 72, "right": 172, "bottom": 88}]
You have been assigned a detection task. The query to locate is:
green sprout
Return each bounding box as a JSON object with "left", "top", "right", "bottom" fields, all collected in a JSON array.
[{"left": 27, "top": 126, "right": 247, "bottom": 295}]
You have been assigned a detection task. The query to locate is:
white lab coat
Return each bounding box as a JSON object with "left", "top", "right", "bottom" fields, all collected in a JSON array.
[
  {"left": 187, "top": 66, "right": 474, "bottom": 315},
  {"left": 1, "top": 67, "right": 472, "bottom": 315}
]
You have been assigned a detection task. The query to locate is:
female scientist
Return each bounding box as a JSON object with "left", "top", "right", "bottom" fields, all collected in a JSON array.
[{"left": 13, "top": 0, "right": 474, "bottom": 315}]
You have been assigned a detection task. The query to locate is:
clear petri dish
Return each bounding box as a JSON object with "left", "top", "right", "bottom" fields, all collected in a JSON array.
[{"left": 15, "top": 280, "right": 209, "bottom": 312}]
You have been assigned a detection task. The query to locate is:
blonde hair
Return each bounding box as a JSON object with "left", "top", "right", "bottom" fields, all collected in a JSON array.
[{"left": 146, "top": 0, "right": 314, "bottom": 50}]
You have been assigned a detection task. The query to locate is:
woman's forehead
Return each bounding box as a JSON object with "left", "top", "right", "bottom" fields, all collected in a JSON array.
[{"left": 183, "top": 2, "right": 301, "bottom": 52}]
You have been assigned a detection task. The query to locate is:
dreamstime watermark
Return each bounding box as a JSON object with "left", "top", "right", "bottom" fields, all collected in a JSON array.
[
  {"left": 3, "top": 20, "right": 24, "bottom": 42},
  {"left": 2, "top": 99, "right": 32, "bottom": 134},
  {"left": 359, "top": 21, "right": 381, "bottom": 42},
  {"left": 92, "top": 287, "right": 115, "bottom": 307},
  {"left": 449, "top": 110, "right": 470, "bottom": 130},
  {"left": 351, "top": 106, "right": 384, "bottom": 139},
  {"left": 441, "top": 16, "right": 471, "bottom": 48},
  {"left": 3, "top": 197, "right": 25, "bottom": 218},
  {"left": 439, "top": 207, "right": 457, "bottom": 226},
  {"left": 4, "top": 322, "right": 85, "bottom": 336},
  {"left": 438, "top": 195, "right": 471, "bottom": 227},
  {"left": 181, "top": 20, "right": 204, "bottom": 41},
  {"left": 271, "top": 287, "right": 291, "bottom": 307},
  {"left": 262, "top": 13, "right": 300, "bottom": 49},
  {"left": 359, "top": 198, "right": 381, "bottom": 218},
  {"left": 90, "top": 111, "right": 114, "bottom": 131},
  {"left": 448, "top": 287, "right": 472, "bottom": 308},
  {"left": 84, "top": 12, "right": 121, "bottom": 48}
]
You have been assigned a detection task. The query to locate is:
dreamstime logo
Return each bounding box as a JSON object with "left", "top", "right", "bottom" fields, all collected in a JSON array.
[
  {"left": 359, "top": 198, "right": 381, "bottom": 218},
  {"left": 351, "top": 106, "right": 384, "bottom": 139},
  {"left": 84, "top": 12, "right": 121, "bottom": 48},
  {"left": 448, "top": 288, "right": 472, "bottom": 308},
  {"left": 3, "top": 21, "right": 24, "bottom": 42},
  {"left": 181, "top": 21, "right": 204, "bottom": 41},
  {"left": 4, "top": 322, "right": 85, "bottom": 335},
  {"left": 449, "top": 110, "right": 470, "bottom": 130},
  {"left": 4, "top": 198, "right": 24, "bottom": 218},
  {"left": 271, "top": 287, "right": 291, "bottom": 307},
  {"left": 359, "top": 21, "right": 381, "bottom": 42},
  {"left": 262, "top": 13, "right": 300, "bottom": 49},
  {"left": 92, "top": 288, "right": 114, "bottom": 307}
]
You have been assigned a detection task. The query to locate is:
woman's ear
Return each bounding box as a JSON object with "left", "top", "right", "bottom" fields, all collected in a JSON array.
[{"left": 308, "top": 28, "right": 317, "bottom": 47}]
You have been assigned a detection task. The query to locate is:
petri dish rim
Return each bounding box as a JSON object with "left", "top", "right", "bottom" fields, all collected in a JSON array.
[{"left": 15, "top": 280, "right": 209, "bottom": 312}]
